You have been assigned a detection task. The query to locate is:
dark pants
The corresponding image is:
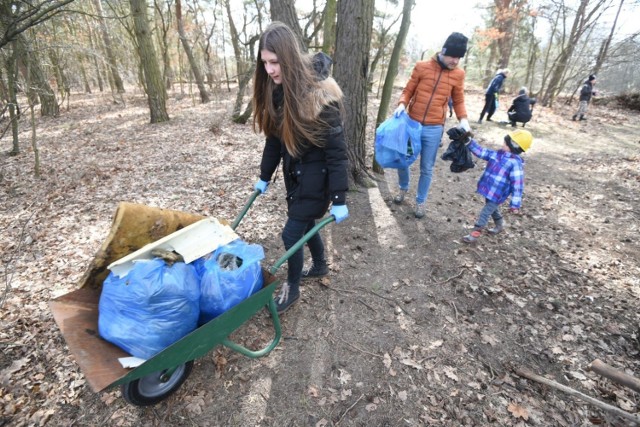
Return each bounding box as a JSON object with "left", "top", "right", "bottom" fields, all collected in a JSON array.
[
  {"left": 282, "top": 217, "right": 325, "bottom": 286},
  {"left": 479, "top": 94, "right": 497, "bottom": 120},
  {"left": 474, "top": 199, "right": 503, "bottom": 229}
]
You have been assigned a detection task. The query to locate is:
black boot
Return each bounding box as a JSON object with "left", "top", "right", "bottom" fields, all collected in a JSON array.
[
  {"left": 572, "top": 114, "right": 577, "bottom": 121},
  {"left": 302, "top": 260, "right": 329, "bottom": 279},
  {"left": 276, "top": 282, "right": 300, "bottom": 314},
  {"left": 579, "top": 115, "right": 586, "bottom": 121}
]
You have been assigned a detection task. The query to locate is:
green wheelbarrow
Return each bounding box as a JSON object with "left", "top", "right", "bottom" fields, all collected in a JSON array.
[{"left": 50, "top": 191, "right": 334, "bottom": 406}]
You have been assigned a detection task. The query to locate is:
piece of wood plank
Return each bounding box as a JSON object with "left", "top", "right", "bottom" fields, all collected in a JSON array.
[
  {"left": 588, "top": 359, "right": 640, "bottom": 394},
  {"left": 514, "top": 367, "right": 640, "bottom": 425}
]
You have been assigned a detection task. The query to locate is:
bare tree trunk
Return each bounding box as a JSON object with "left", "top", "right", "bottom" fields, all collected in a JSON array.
[
  {"left": 93, "top": 0, "right": 125, "bottom": 93},
  {"left": 333, "top": 0, "right": 375, "bottom": 187},
  {"left": 224, "top": 0, "right": 255, "bottom": 119},
  {"left": 129, "top": 0, "right": 169, "bottom": 123},
  {"left": 176, "top": 0, "right": 209, "bottom": 103},
  {"left": 84, "top": 15, "right": 104, "bottom": 92},
  {"left": 25, "top": 57, "right": 40, "bottom": 177},
  {"left": 373, "top": 0, "right": 414, "bottom": 174},
  {"left": 494, "top": 0, "right": 528, "bottom": 68},
  {"left": 154, "top": 0, "right": 174, "bottom": 91},
  {"left": 322, "top": 0, "right": 337, "bottom": 55},
  {"left": 16, "top": 33, "right": 59, "bottom": 117},
  {"left": 270, "top": 0, "right": 306, "bottom": 50},
  {"left": 593, "top": 0, "right": 624, "bottom": 75},
  {"left": 541, "top": 0, "right": 607, "bottom": 106},
  {"left": 5, "top": 41, "right": 20, "bottom": 155}
]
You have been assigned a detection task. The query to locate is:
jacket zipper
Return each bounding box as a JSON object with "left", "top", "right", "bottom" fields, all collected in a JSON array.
[{"left": 421, "top": 67, "right": 444, "bottom": 124}]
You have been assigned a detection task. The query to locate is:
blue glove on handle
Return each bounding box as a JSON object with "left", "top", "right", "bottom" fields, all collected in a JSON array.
[
  {"left": 254, "top": 179, "right": 269, "bottom": 194},
  {"left": 330, "top": 205, "right": 349, "bottom": 224},
  {"left": 393, "top": 104, "right": 405, "bottom": 118}
]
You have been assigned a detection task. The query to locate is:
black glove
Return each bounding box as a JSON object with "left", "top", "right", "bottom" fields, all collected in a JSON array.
[{"left": 446, "top": 127, "right": 472, "bottom": 144}]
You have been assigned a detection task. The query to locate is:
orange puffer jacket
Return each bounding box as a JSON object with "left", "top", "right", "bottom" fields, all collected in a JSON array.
[{"left": 398, "top": 55, "right": 467, "bottom": 126}]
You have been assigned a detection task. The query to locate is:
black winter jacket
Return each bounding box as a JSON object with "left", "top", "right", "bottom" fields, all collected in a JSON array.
[
  {"left": 259, "top": 56, "right": 348, "bottom": 221},
  {"left": 508, "top": 94, "right": 536, "bottom": 123},
  {"left": 579, "top": 80, "right": 595, "bottom": 102}
]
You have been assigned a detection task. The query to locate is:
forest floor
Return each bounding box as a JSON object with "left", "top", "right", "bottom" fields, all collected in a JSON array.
[{"left": 1, "top": 85, "right": 639, "bottom": 427}]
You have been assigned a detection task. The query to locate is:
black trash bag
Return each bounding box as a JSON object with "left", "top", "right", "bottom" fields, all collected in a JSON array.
[
  {"left": 441, "top": 127, "right": 475, "bottom": 173},
  {"left": 441, "top": 139, "right": 475, "bottom": 173}
]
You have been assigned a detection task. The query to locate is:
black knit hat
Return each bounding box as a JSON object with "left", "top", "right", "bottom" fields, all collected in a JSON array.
[
  {"left": 442, "top": 32, "right": 468, "bottom": 58},
  {"left": 588, "top": 74, "right": 597, "bottom": 81}
]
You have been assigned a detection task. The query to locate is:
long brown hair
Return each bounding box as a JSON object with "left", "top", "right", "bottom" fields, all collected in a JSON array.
[{"left": 253, "top": 22, "right": 343, "bottom": 158}]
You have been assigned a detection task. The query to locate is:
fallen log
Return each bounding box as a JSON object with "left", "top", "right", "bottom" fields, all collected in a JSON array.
[
  {"left": 514, "top": 367, "right": 640, "bottom": 425},
  {"left": 588, "top": 359, "right": 640, "bottom": 394}
]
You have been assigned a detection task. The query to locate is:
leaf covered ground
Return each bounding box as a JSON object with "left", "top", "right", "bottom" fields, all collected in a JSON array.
[{"left": 1, "top": 87, "right": 639, "bottom": 426}]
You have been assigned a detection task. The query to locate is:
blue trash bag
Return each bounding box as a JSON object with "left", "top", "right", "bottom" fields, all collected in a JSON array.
[
  {"left": 374, "top": 110, "right": 422, "bottom": 169},
  {"left": 196, "top": 239, "right": 265, "bottom": 324},
  {"left": 98, "top": 258, "right": 201, "bottom": 359}
]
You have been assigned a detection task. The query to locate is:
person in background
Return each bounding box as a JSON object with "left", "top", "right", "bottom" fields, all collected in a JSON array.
[
  {"left": 478, "top": 68, "right": 510, "bottom": 123},
  {"left": 392, "top": 32, "right": 471, "bottom": 219},
  {"left": 572, "top": 74, "right": 597, "bottom": 121},
  {"left": 252, "top": 22, "right": 349, "bottom": 314},
  {"left": 507, "top": 87, "right": 536, "bottom": 127},
  {"left": 449, "top": 129, "right": 533, "bottom": 243}
]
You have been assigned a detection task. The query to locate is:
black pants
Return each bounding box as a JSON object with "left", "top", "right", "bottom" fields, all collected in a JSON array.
[{"left": 479, "top": 93, "right": 497, "bottom": 120}]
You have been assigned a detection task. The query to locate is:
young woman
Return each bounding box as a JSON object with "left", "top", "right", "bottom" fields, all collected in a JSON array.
[{"left": 252, "top": 22, "right": 349, "bottom": 313}]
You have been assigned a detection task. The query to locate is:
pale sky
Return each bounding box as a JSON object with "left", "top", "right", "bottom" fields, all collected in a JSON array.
[{"left": 295, "top": 0, "right": 639, "bottom": 54}]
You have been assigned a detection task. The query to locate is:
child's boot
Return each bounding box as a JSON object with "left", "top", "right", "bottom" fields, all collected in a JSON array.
[
  {"left": 462, "top": 229, "right": 482, "bottom": 243},
  {"left": 488, "top": 219, "right": 504, "bottom": 235}
]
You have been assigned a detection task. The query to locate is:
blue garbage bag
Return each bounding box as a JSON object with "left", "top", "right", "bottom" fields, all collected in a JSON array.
[
  {"left": 196, "top": 239, "right": 265, "bottom": 324},
  {"left": 374, "top": 110, "right": 422, "bottom": 169},
  {"left": 98, "top": 259, "right": 201, "bottom": 359}
]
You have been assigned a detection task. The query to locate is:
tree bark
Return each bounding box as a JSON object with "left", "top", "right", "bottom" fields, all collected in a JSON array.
[
  {"left": 333, "top": 0, "right": 375, "bottom": 187},
  {"left": 5, "top": 41, "right": 20, "bottom": 155},
  {"left": 92, "top": 0, "right": 125, "bottom": 93},
  {"left": 176, "top": 0, "right": 209, "bottom": 103},
  {"left": 373, "top": 0, "right": 414, "bottom": 174},
  {"left": 322, "top": 0, "right": 337, "bottom": 55},
  {"left": 129, "top": 0, "right": 169, "bottom": 123},
  {"left": 270, "top": 0, "right": 307, "bottom": 50},
  {"left": 16, "top": 33, "right": 59, "bottom": 117},
  {"left": 540, "top": 0, "right": 607, "bottom": 106},
  {"left": 593, "top": 0, "right": 624, "bottom": 75}
]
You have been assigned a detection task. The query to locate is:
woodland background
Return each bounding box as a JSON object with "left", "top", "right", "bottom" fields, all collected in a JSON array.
[{"left": 2, "top": 0, "right": 640, "bottom": 180}]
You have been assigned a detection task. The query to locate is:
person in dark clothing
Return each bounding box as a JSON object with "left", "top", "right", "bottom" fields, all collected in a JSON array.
[
  {"left": 507, "top": 87, "right": 536, "bottom": 127},
  {"left": 478, "top": 68, "right": 510, "bottom": 123},
  {"left": 252, "top": 22, "right": 349, "bottom": 313},
  {"left": 572, "top": 74, "right": 597, "bottom": 121}
]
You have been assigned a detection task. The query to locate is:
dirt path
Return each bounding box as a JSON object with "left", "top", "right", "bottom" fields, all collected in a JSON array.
[{"left": 1, "top": 89, "right": 639, "bottom": 426}]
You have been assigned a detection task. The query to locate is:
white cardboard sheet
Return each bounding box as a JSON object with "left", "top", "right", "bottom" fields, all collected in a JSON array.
[{"left": 107, "top": 217, "right": 238, "bottom": 277}]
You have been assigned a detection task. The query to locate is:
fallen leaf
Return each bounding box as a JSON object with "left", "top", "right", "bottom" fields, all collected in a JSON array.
[
  {"left": 429, "top": 340, "right": 443, "bottom": 349},
  {"left": 507, "top": 402, "right": 529, "bottom": 420},
  {"left": 383, "top": 353, "right": 392, "bottom": 369}
]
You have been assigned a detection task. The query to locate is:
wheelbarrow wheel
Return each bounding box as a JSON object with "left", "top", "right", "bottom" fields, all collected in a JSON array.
[{"left": 121, "top": 361, "right": 193, "bottom": 406}]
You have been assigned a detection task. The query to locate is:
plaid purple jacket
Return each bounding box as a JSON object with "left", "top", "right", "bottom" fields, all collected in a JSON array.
[{"left": 468, "top": 140, "right": 525, "bottom": 209}]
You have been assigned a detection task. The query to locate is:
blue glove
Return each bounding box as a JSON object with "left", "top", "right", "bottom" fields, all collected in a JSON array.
[
  {"left": 254, "top": 179, "right": 269, "bottom": 194},
  {"left": 330, "top": 205, "right": 349, "bottom": 224},
  {"left": 393, "top": 104, "right": 405, "bottom": 118}
]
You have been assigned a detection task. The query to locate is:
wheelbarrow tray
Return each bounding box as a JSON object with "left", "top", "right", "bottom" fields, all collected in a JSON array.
[
  {"left": 50, "top": 201, "right": 281, "bottom": 393},
  {"left": 50, "top": 269, "right": 279, "bottom": 392}
]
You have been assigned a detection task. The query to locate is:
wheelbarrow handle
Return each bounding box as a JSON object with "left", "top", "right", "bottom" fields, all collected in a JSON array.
[
  {"left": 231, "top": 189, "right": 261, "bottom": 230},
  {"left": 268, "top": 215, "right": 335, "bottom": 275}
]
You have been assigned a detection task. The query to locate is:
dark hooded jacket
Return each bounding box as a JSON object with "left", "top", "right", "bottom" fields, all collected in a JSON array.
[
  {"left": 259, "top": 53, "right": 348, "bottom": 221},
  {"left": 508, "top": 93, "right": 536, "bottom": 124},
  {"left": 579, "top": 80, "right": 595, "bottom": 102}
]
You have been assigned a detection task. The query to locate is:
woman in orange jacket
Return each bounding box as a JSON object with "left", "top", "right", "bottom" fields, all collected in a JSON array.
[{"left": 392, "top": 32, "right": 471, "bottom": 218}]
